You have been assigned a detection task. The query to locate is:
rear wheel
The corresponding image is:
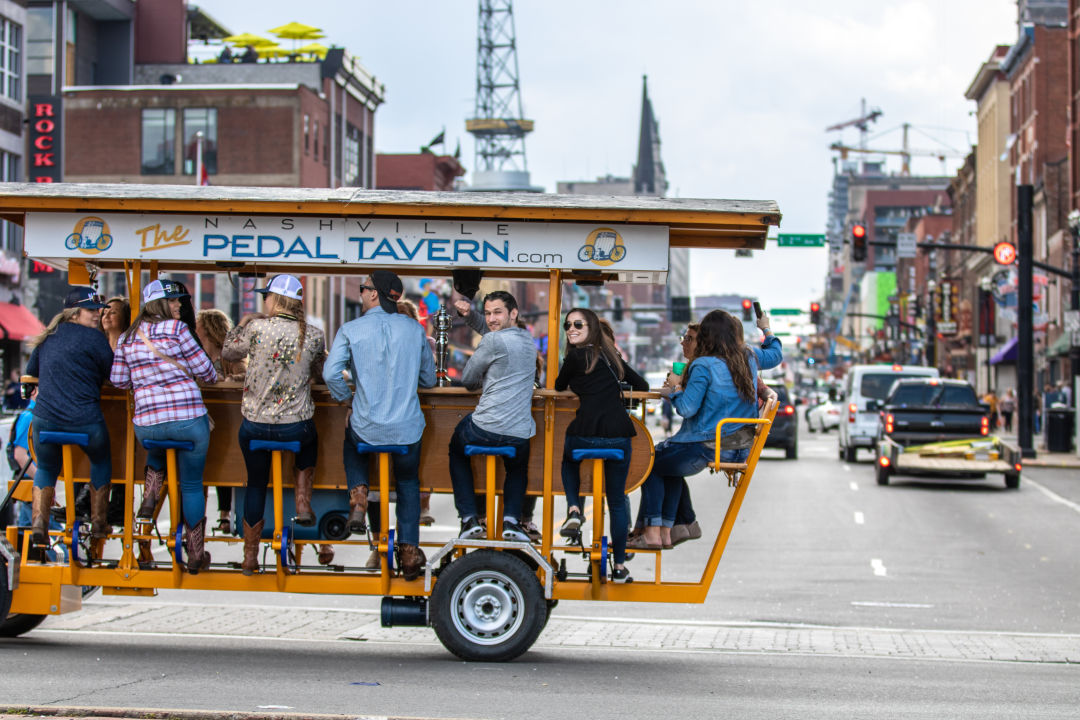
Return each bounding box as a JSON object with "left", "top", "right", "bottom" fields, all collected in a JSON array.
[
  {"left": 785, "top": 440, "right": 798, "bottom": 460},
  {"left": 0, "top": 612, "right": 46, "bottom": 637},
  {"left": 1004, "top": 471, "right": 1021, "bottom": 489},
  {"left": 844, "top": 446, "right": 856, "bottom": 463},
  {"left": 431, "top": 549, "right": 546, "bottom": 662}
]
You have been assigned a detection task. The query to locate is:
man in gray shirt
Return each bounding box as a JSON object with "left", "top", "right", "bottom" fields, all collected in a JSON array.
[{"left": 449, "top": 290, "right": 537, "bottom": 541}]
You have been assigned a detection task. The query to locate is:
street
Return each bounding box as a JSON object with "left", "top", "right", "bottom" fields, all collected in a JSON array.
[{"left": 2, "top": 422, "right": 1078, "bottom": 719}]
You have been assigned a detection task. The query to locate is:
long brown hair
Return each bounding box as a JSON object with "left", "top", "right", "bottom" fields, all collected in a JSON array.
[
  {"left": 562, "top": 307, "right": 623, "bottom": 379},
  {"left": 197, "top": 308, "right": 246, "bottom": 378},
  {"left": 121, "top": 298, "right": 173, "bottom": 344},
  {"left": 272, "top": 294, "right": 308, "bottom": 354},
  {"left": 694, "top": 310, "right": 755, "bottom": 402},
  {"left": 29, "top": 308, "right": 80, "bottom": 348},
  {"left": 679, "top": 322, "right": 701, "bottom": 389}
]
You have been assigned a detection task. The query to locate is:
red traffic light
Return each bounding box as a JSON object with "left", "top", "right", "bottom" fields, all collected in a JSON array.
[
  {"left": 993, "top": 241, "right": 1016, "bottom": 265},
  {"left": 852, "top": 224, "right": 866, "bottom": 239},
  {"left": 810, "top": 302, "right": 820, "bottom": 312},
  {"left": 742, "top": 299, "right": 753, "bottom": 310}
]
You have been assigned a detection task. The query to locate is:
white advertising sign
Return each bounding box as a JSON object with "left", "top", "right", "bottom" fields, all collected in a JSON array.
[{"left": 25, "top": 213, "right": 669, "bottom": 272}]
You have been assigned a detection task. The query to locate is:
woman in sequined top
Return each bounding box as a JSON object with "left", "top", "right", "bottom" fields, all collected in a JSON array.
[{"left": 221, "top": 274, "right": 328, "bottom": 574}]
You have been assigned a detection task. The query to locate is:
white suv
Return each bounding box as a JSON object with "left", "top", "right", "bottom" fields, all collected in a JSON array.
[{"left": 837, "top": 364, "right": 939, "bottom": 463}]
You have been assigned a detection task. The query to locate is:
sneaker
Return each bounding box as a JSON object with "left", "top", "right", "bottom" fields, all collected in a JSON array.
[
  {"left": 501, "top": 520, "right": 531, "bottom": 543},
  {"left": 559, "top": 510, "right": 584, "bottom": 539},
  {"left": 522, "top": 520, "right": 542, "bottom": 543},
  {"left": 611, "top": 566, "right": 633, "bottom": 584},
  {"left": 459, "top": 517, "right": 485, "bottom": 539}
]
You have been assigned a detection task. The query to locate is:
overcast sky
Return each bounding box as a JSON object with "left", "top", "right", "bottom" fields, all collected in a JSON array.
[{"left": 197, "top": 0, "right": 1020, "bottom": 311}]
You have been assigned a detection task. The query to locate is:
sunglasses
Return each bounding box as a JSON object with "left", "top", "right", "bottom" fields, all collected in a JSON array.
[
  {"left": 359, "top": 285, "right": 376, "bottom": 293},
  {"left": 563, "top": 320, "right": 586, "bottom": 330}
]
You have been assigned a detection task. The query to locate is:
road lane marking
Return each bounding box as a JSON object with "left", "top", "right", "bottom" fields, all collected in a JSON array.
[
  {"left": 851, "top": 601, "right": 934, "bottom": 608},
  {"left": 871, "top": 558, "right": 887, "bottom": 576},
  {"left": 844, "top": 465, "right": 851, "bottom": 472},
  {"left": 1025, "top": 477, "right": 1080, "bottom": 516},
  {"left": 854, "top": 511, "right": 865, "bottom": 525},
  {"left": 850, "top": 481, "right": 859, "bottom": 491}
]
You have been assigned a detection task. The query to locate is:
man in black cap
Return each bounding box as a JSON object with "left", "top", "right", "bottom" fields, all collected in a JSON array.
[{"left": 324, "top": 271, "right": 436, "bottom": 581}]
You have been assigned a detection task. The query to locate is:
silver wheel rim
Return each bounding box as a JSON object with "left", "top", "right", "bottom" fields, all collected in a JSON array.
[{"left": 450, "top": 569, "right": 525, "bottom": 646}]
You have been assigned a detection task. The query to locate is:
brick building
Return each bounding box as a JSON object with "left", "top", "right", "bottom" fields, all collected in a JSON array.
[{"left": 376, "top": 152, "right": 465, "bottom": 192}]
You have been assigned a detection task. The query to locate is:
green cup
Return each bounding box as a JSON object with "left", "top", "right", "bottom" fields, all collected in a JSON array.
[{"left": 673, "top": 361, "right": 687, "bottom": 375}]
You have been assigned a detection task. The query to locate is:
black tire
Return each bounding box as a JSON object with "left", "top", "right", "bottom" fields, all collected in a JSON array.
[
  {"left": 785, "top": 440, "right": 798, "bottom": 460},
  {"left": 0, "top": 556, "right": 11, "bottom": 626},
  {"left": 0, "top": 612, "right": 46, "bottom": 637},
  {"left": 1005, "top": 472, "right": 1021, "bottom": 489},
  {"left": 844, "top": 446, "right": 856, "bottom": 463},
  {"left": 876, "top": 462, "right": 891, "bottom": 486},
  {"left": 431, "top": 549, "right": 546, "bottom": 662},
  {"left": 838, "top": 445, "right": 845, "bottom": 460},
  {"left": 807, "top": 423, "right": 816, "bottom": 434}
]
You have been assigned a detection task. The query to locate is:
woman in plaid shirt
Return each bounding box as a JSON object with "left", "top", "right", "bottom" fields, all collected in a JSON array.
[{"left": 110, "top": 280, "right": 218, "bottom": 573}]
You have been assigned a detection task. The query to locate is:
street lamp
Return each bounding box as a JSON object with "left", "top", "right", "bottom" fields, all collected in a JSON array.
[{"left": 926, "top": 279, "right": 937, "bottom": 368}]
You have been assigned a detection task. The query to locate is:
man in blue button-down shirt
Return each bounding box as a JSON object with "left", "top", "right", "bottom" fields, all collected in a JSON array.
[{"left": 324, "top": 270, "right": 436, "bottom": 580}]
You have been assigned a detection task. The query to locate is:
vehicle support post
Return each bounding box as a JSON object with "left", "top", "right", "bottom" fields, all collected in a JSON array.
[{"left": 1017, "top": 185, "right": 1036, "bottom": 458}]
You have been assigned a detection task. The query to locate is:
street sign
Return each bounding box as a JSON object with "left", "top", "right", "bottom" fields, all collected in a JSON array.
[
  {"left": 896, "top": 232, "right": 917, "bottom": 258},
  {"left": 769, "top": 308, "right": 802, "bottom": 316},
  {"left": 777, "top": 233, "right": 826, "bottom": 247},
  {"left": 734, "top": 248, "right": 753, "bottom": 258},
  {"left": 993, "top": 241, "right": 1017, "bottom": 265}
]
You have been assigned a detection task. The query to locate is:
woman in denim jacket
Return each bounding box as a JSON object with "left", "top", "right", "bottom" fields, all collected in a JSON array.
[{"left": 637, "top": 309, "right": 782, "bottom": 549}]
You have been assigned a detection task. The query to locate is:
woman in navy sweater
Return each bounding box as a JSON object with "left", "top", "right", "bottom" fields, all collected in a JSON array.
[
  {"left": 26, "top": 287, "right": 114, "bottom": 545},
  {"left": 554, "top": 307, "right": 649, "bottom": 582}
]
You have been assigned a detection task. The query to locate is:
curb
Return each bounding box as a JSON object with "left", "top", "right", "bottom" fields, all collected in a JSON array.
[{"left": 0, "top": 708, "right": 461, "bottom": 720}]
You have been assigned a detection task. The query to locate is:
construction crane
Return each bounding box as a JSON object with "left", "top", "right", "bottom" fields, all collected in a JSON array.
[
  {"left": 825, "top": 98, "right": 882, "bottom": 152},
  {"left": 829, "top": 122, "right": 968, "bottom": 176}
]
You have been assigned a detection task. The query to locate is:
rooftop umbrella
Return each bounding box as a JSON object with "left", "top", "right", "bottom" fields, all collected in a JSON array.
[
  {"left": 268, "top": 22, "right": 325, "bottom": 40},
  {"left": 222, "top": 32, "right": 276, "bottom": 47},
  {"left": 295, "top": 42, "right": 328, "bottom": 59}
]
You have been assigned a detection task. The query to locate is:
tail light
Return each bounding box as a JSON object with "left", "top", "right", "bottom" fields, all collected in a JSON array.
[
  {"left": 848, "top": 402, "right": 857, "bottom": 423},
  {"left": 879, "top": 456, "right": 891, "bottom": 467},
  {"left": 783, "top": 405, "right": 795, "bottom": 415},
  {"left": 1014, "top": 463, "right": 1022, "bottom": 472},
  {"left": 885, "top": 414, "right": 894, "bottom": 434},
  {"left": 980, "top": 416, "right": 989, "bottom": 436}
]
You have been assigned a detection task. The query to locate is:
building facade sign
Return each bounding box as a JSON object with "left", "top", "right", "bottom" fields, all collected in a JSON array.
[
  {"left": 27, "top": 96, "right": 62, "bottom": 183},
  {"left": 24, "top": 213, "right": 670, "bottom": 272}
]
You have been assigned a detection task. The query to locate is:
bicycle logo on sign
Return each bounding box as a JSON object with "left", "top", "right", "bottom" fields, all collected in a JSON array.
[
  {"left": 577, "top": 228, "right": 626, "bottom": 266},
  {"left": 64, "top": 217, "right": 114, "bottom": 255}
]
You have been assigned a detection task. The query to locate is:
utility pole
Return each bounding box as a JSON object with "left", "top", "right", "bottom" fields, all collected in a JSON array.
[
  {"left": 1017, "top": 185, "right": 1035, "bottom": 458},
  {"left": 1068, "top": 210, "right": 1080, "bottom": 395}
]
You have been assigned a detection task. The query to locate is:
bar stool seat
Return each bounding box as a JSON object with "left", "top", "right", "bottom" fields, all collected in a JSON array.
[
  {"left": 38, "top": 431, "right": 89, "bottom": 447},
  {"left": 355, "top": 443, "right": 409, "bottom": 455},
  {"left": 570, "top": 448, "right": 625, "bottom": 462},
  {"left": 142, "top": 439, "right": 195, "bottom": 452},
  {"left": 249, "top": 439, "right": 301, "bottom": 454},
  {"left": 464, "top": 444, "right": 517, "bottom": 458}
]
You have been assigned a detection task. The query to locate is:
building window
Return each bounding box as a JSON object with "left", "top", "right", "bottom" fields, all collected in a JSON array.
[
  {"left": 304, "top": 114, "right": 310, "bottom": 153},
  {"left": 343, "top": 125, "right": 360, "bottom": 186},
  {"left": 182, "top": 108, "right": 217, "bottom": 175},
  {"left": 1, "top": 150, "right": 20, "bottom": 252},
  {"left": 141, "top": 108, "right": 176, "bottom": 175},
  {"left": 0, "top": 17, "right": 21, "bottom": 101},
  {"left": 25, "top": 7, "right": 51, "bottom": 76},
  {"left": 313, "top": 119, "right": 319, "bottom": 158}
]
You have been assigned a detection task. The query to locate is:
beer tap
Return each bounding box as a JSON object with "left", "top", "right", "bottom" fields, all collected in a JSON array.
[{"left": 434, "top": 303, "right": 452, "bottom": 387}]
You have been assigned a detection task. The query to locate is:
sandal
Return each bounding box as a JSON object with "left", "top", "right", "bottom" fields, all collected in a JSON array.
[{"left": 626, "top": 535, "right": 662, "bottom": 550}]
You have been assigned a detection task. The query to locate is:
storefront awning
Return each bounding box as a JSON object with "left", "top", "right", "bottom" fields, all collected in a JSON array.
[
  {"left": 1047, "top": 332, "right": 1071, "bottom": 357},
  {"left": 990, "top": 336, "right": 1018, "bottom": 365},
  {"left": 0, "top": 302, "right": 45, "bottom": 342}
]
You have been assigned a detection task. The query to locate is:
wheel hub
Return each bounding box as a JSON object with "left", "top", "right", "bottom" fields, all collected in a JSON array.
[{"left": 452, "top": 571, "right": 524, "bottom": 645}]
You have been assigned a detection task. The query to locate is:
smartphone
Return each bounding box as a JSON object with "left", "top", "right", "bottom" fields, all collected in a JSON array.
[{"left": 753, "top": 301, "right": 763, "bottom": 319}]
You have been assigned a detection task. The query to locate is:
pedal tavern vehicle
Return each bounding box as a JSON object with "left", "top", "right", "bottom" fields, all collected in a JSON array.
[{"left": 0, "top": 183, "right": 780, "bottom": 661}]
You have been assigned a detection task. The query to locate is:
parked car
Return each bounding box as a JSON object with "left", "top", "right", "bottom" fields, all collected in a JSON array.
[
  {"left": 806, "top": 400, "right": 842, "bottom": 432},
  {"left": 764, "top": 381, "right": 798, "bottom": 459},
  {"left": 837, "top": 364, "right": 939, "bottom": 463}
]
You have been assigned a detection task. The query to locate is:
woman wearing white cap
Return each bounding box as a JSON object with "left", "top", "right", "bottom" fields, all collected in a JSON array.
[
  {"left": 221, "top": 274, "right": 328, "bottom": 575},
  {"left": 110, "top": 279, "right": 218, "bottom": 573}
]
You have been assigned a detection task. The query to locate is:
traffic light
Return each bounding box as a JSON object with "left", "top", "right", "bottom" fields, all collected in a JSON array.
[
  {"left": 613, "top": 296, "right": 624, "bottom": 322},
  {"left": 741, "top": 298, "right": 753, "bottom": 321},
  {"left": 671, "top": 296, "right": 690, "bottom": 323},
  {"left": 851, "top": 224, "right": 867, "bottom": 262},
  {"left": 810, "top": 302, "right": 821, "bottom": 325}
]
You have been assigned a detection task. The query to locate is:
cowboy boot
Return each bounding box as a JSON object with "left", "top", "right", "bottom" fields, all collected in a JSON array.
[
  {"left": 137, "top": 465, "right": 166, "bottom": 520},
  {"left": 399, "top": 543, "right": 426, "bottom": 582},
  {"left": 137, "top": 539, "right": 154, "bottom": 569},
  {"left": 241, "top": 518, "right": 263, "bottom": 576},
  {"left": 185, "top": 517, "right": 211, "bottom": 574},
  {"left": 317, "top": 544, "right": 334, "bottom": 565},
  {"left": 89, "top": 484, "right": 112, "bottom": 540},
  {"left": 347, "top": 485, "right": 369, "bottom": 534},
  {"left": 293, "top": 467, "right": 316, "bottom": 526},
  {"left": 31, "top": 485, "right": 54, "bottom": 544}
]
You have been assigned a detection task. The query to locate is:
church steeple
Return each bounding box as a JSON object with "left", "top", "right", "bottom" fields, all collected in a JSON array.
[{"left": 633, "top": 75, "right": 667, "bottom": 197}]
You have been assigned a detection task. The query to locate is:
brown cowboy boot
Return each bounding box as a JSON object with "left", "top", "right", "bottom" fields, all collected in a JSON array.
[
  {"left": 317, "top": 544, "right": 334, "bottom": 565},
  {"left": 399, "top": 543, "right": 426, "bottom": 582},
  {"left": 293, "top": 467, "right": 316, "bottom": 526},
  {"left": 89, "top": 484, "right": 112, "bottom": 540},
  {"left": 185, "top": 518, "right": 211, "bottom": 574},
  {"left": 137, "top": 465, "right": 165, "bottom": 519},
  {"left": 347, "top": 485, "right": 369, "bottom": 533},
  {"left": 31, "top": 485, "right": 54, "bottom": 544},
  {"left": 241, "top": 518, "right": 263, "bottom": 576}
]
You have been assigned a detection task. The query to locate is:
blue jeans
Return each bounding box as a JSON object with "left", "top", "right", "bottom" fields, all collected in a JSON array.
[
  {"left": 562, "top": 435, "right": 632, "bottom": 564},
  {"left": 448, "top": 414, "right": 531, "bottom": 523},
  {"left": 32, "top": 416, "right": 112, "bottom": 491},
  {"left": 238, "top": 418, "right": 318, "bottom": 527},
  {"left": 641, "top": 440, "right": 747, "bottom": 527},
  {"left": 342, "top": 425, "right": 422, "bottom": 546},
  {"left": 134, "top": 415, "right": 211, "bottom": 527}
]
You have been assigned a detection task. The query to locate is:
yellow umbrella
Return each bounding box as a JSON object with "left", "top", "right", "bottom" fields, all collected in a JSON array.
[
  {"left": 256, "top": 45, "right": 289, "bottom": 59},
  {"left": 222, "top": 33, "right": 276, "bottom": 47},
  {"left": 295, "top": 42, "right": 328, "bottom": 59},
  {"left": 268, "top": 22, "right": 325, "bottom": 40}
]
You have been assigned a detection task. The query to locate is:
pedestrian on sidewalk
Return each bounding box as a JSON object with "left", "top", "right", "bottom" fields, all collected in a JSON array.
[{"left": 1001, "top": 388, "right": 1015, "bottom": 432}]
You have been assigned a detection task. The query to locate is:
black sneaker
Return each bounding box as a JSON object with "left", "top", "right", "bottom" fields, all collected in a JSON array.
[
  {"left": 459, "top": 517, "right": 485, "bottom": 539},
  {"left": 559, "top": 510, "right": 584, "bottom": 539},
  {"left": 501, "top": 520, "right": 530, "bottom": 543},
  {"left": 611, "top": 566, "right": 633, "bottom": 583}
]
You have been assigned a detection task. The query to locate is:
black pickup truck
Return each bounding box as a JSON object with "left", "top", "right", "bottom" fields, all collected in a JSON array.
[{"left": 873, "top": 378, "right": 1022, "bottom": 489}]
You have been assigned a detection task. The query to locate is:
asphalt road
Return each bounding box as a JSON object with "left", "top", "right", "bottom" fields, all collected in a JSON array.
[{"left": 2, "top": 421, "right": 1079, "bottom": 719}]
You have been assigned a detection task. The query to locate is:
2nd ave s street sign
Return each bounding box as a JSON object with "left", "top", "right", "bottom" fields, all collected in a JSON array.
[{"left": 776, "top": 234, "right": 825, "bottom": 247}]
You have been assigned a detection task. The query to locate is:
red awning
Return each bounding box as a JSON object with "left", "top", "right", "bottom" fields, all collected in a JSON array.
[{"left": 0, "top": 302, "right": 45, "bottom": 342}]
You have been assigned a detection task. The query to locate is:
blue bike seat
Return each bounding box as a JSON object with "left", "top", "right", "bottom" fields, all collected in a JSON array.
[
  {"left": 142, "top": 439, "right": 195, "bottom": 452},
  {"left": 38, "top": 431, "right": 89, "bottom": 447},
  {"left": 249, "top": 440, "right": 301, "bottom": 453},
  {"left": 355, "top": 443, "right": 409, "bottom": 456},
  {"left": 465, "top": 444, "right": 517, "bottom": 458},
  {"left": 571, "top": 448, "right": 625, "bottom": 462}
]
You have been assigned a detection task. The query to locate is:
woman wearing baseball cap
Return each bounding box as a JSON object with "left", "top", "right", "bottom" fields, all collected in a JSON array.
[
  {"left": 110, "top": 279, "right": 218, "bottom": 573},
  {"left": 221, "top": 274, "right": 329, "bottom": 574},
  {"left": 25, "top": 286, "right": 114, "bottom": 547}
]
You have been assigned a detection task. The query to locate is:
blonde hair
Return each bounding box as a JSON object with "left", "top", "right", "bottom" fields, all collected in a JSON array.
[
  {"left": 272, "top": 294, "right": 308, "bottom": 352},
  {"left": 397, "top": 298, "right": 420, "bottom": 320},
  {"left": 121, "top": 298, "right": 173, "bottom": 344},
  {"left": 196, "top": 309, "right": 232, "bottom": 347},
  {"left": 30, "top": 308, "right": 80, "bottom": 348}
]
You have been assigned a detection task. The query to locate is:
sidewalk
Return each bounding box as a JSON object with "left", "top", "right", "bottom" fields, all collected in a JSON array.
[{"left": 994, "top": 431, "right": 1080, "bottom": 469}]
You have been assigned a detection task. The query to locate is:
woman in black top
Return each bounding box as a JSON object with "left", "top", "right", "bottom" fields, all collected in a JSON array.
[{"left": 554, "top": 307, "right": 648, "bottom": 581}]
